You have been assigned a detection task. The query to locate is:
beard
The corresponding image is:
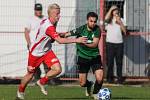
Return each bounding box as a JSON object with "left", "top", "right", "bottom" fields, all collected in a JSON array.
[{"left": 88, "top": 25, "right": 95, "bottom": 30}]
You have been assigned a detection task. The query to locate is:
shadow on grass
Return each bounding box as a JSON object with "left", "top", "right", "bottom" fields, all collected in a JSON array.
[
  {"left": 16, "top": 97, "right": 150, "bottom": 100},
  {"left": 112, "top": 97, "right": 150, "bottom": 99},
  {"left": 25, "top": 97, "right": 89, "bottom": 100},
  {"left": 46, "top": 97, "right": 88, "bottom": 100}
]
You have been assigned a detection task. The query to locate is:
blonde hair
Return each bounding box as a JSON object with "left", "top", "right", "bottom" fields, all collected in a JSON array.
[
  {"left": 108, "top": 5, "right": 119, "bottom": 23},
  {"left": 47, "top": 3, "right": 60, "bottom": 15}
]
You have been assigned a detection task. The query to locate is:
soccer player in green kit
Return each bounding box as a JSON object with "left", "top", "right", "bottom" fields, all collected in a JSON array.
[{"left": 62, "top": 12, "right": 103, "bottom": 100}]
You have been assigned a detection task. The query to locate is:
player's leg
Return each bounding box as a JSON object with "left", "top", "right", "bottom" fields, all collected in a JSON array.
[
  {"left": 92, "top": 69, "right": 103, "bottom": 100},
  {"left": 79, "top": 73, "right": 88, "bottom": 87},
  {"left": 115, "top": 43, "right": 124, "bottom": 84},
  {"left": 36, "top": 63, "right": 61, "bottom": 95},
  {"left": 34, "top": 66, "right": 41, "bottom": 82},
  {"left": 36, "top": 51, "right": 61, "bottom": 95},
  {"left": 17, "top": 65, "right": 38, "bottom": 99},
  {"left": 77, "top": 56, "right": 93, "bottom": 96},
  {"left": 106, "top": 42, "right": 115, "bottom": 83},
  {"left": 17, "top": 71, "right": 34, "bottom": 99},
  {"left": 43, "top": 62, "right": 58, "bottom": 85},
  {"left": 45, "top": 63, "right": 62, "bottom": 79},
  {"left": 91, "top": 56, "right": 103, "bottom": 99},
  {"left": 79, "top": 73, "right": 93, "bottom": 97},
  {"left": 17, "top": 52, "right": 42, "bottom": 99},
  {"left": 43, "top": 62, "right": 49, "bottom": 73},
  {"left": 93, "top": 69, "right": 103, "bottom": 93}
]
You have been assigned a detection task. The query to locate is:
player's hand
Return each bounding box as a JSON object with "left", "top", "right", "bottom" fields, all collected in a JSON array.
[{"left": 76, "top": 37, "right": 88, "bottom": 43}]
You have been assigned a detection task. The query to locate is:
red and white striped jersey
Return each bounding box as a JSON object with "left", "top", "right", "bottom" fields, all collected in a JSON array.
[
  {"left": 25, "top": 16, "right": 47, "bottom": 44},
  {"left": 29, "top": 18, "right": 59, "bottom": 57}
]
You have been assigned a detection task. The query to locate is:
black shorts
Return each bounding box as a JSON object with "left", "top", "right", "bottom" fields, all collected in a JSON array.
[{"left": 77, "top": 55, "right": 103, "bottom": 73}]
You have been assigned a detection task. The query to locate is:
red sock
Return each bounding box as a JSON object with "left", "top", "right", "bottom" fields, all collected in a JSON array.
[
  {"left": 18, "top": 84, "right": 26, "bottom": 92},
  {"left": 40, "top": 77, "right": 48, "bottom": 85}
]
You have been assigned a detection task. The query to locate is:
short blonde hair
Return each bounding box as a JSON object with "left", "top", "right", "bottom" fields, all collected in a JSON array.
[{"left": 47, "top": 3, "right": 60, "bottom": 15}]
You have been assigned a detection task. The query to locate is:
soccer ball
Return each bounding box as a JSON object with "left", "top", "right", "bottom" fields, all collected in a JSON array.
[{"left": 97, "top": 88, "right": 111, "bottom": 100}]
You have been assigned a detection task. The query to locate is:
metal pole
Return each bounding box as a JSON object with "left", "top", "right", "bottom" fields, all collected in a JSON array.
[
  {"left": 34, "top": 0, "right": 37, "bottom": 4},
  {"left": 99, "top": 0, "right": 106, "bottom": 66}
]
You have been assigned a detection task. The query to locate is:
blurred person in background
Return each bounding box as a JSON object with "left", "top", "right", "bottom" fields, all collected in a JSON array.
[
  {"left": 104, "top": 5, "right": 127, "bottom": 84},
  {"left": 24, "top": 3, "right": 48, "bottom": 83}
]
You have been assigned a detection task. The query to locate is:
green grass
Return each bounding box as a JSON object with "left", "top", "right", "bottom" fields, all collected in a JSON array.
[{"left": 0, "top": 85, "right": 150, "bottom": 100}]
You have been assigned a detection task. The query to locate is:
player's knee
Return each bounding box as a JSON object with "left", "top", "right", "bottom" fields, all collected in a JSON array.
[
  {"left": 27, "top": 72, "right": 34, "bottom": 78},
  {"left": 56, "top": 68, "right": 61, "bottom": 75},
  {"left": 52, "top": 66, "right": 62, "bottom": 75},
  {"left": 96, "top": 79, "right": 103, "bottom": 84},
  {"left": 95, "top": 70, "right": 104, "bottom": 82}
]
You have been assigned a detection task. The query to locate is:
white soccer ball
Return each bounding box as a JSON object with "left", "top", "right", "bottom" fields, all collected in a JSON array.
[{"left": 97, "top": 88, "right": 111, "bottom": 100}]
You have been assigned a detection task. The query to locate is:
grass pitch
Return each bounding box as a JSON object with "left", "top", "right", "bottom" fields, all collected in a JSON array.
[{"left": 0, "top": 84, "right": 149, "bottom": 100}]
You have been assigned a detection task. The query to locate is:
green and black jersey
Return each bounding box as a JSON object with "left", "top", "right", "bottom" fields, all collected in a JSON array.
[{"left": 70, "top": 24, "right": 101, "bottom": 59}]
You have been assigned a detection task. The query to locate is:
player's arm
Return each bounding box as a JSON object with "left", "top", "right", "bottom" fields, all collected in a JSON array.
[
  {"left": 59, "top": 27, "right": 80, "bottom": 38},
  {"left": 46, "top": 26, "right": 87, "bottom": 44},
  {"left": 55, "top": 36, "right": 87, "bottom": 44},
  {"left": 58, "top": 32, "right": 71, "bottom": 38},
  {"left": 83, "top": 37, "right": 99, "bottom": 48},
  {"left": 24, "top": 28, "right": 31, "bottom": 49}
]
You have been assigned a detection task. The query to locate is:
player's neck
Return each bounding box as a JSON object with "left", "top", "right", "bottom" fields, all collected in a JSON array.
[
  {"left": 49, "top": 18, "right": 57, "bottom": 26},
  {"left": 87, "top": 25, "right": 92, "bottom": 31}
]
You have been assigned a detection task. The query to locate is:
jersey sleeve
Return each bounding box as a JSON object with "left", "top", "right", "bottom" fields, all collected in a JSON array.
[
  {"left": 46, "top": 26, "right": 59, "bottom": 39},
  {"left": 70, "top": 26, "right": 82, "bottom": 37}
]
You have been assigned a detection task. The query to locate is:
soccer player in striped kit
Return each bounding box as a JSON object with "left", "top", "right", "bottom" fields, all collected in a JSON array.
[{"left": 16, "top": 3, "right": 87, "bottom": 100}]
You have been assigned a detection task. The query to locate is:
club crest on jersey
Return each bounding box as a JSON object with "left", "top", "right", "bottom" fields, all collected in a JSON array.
[
  {"left": 92, "top": 34, "right": 94, "bottom": 38},
  {"left": 51, "top": 58, "right": 58, "bottom": 62}
]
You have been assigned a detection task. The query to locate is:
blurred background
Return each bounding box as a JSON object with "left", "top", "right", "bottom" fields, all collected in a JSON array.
[{"left": 0, "top": 0, "right": 150, "bottom": 84}]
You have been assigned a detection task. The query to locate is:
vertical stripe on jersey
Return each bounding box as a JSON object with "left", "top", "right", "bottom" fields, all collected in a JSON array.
[{"left": 31, "top": 37, "right": 46, "bottom": 53}]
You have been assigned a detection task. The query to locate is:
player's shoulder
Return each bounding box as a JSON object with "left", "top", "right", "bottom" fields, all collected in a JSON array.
[
  {"left": 82, "top": 24, "right": 87, "bottom": 28},
  {"left": 78, "top": 24, "right": 87, "bottom": 30},
  {"left": 41, "top": 18, "right": 53, "bottom": 26}
]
